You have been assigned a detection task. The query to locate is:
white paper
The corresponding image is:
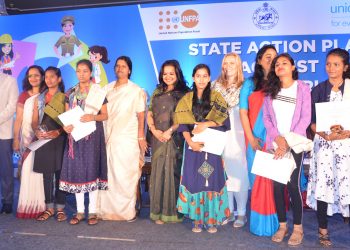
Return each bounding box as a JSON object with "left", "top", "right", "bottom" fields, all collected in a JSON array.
[
  {"left": 58, "top": 106, "right": 96, "bottom": 141},
  {"left": 28, "top": 139, "right": 52, "bottom": 151},
  {"left": 251, "top": 150, "right": 295, "bottom": 185},
  {"left": 316, "top": 100, "right": 350, "bottom": 132},
  {"left": 190, "top": 127, "right": 226, "bottom": 155},
  {"left": 84, "top": 84, "right": 107, "bottom": 115}
]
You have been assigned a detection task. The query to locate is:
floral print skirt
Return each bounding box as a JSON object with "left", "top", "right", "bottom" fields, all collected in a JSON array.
[{"left": 306, "top": 134, "right": 350, "bottom": 217}]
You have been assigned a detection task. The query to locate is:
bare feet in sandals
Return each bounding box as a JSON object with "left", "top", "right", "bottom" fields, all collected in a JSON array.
[
  {"left": 56, "top": 210, "right": 67, "bottom": 222},
  {"left": 69, "top": 213, "right": 85, "bottom": 225},
  {"left": 37, "top": 209, "right": 54, "bottom": 221}
]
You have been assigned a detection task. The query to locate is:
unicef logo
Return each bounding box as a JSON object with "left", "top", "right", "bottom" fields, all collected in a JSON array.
[{"left": 252, "top": 2, "right": 279, "bottom": 30}]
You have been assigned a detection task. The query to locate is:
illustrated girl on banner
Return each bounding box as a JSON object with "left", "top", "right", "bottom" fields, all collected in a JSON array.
[
  {"left": 0, "top": 34, "right": 20, "bottom": 75},
  {"left": 88, "top": 45, "right": 110, "bottom": 87}
]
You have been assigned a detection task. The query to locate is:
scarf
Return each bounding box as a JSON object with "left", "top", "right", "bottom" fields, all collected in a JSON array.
[
  {"left": 38, "top": 90, "right": 65, "bottom": 126},
  {"left": 211, "top": 80, "right": 241, "bottom": 109},
  {"left": 174, "top": 90, "right": 228, "bottom": 125}
]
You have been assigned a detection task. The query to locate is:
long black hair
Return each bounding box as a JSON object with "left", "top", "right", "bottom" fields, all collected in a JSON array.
[
  {"left": 45, "top": 66, "right": 65, "bottom": 92},
  {"left": 326, "top": 48, "right": 350, "bottom": 79},
  {"left": 265, "top": 53, "right": 298, "bottom": 99},
  {"left": 22, "top": 65, "right": 45, "bottom": 91},
  {"left": 253, "top": 44, "right": 277, "bottom": 91},
  {"left": 192, "top": 64, "right": 211, "bottom": 122},
  {"left": 157, "top": 59, "right": 188, "bottom": 93}
]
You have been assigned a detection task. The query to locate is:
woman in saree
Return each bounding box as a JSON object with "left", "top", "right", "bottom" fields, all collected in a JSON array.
[
  {"left": 239, "top": 45, "right": 278, "bottom": 236},
  {"left": 175, "top": 64, "right": 230, "bottom": 233},
  {"left": 147, "top": 60, "right": 189, "bottom": 224},
  {"left": 97, "top": 56, "right": 147, "bottom": 222},
  {"left": 33, "top": 67, "right": 67, "bottom": 222},
  {"left": 15, "top": 65, "right": 46, "bottom": 218}
]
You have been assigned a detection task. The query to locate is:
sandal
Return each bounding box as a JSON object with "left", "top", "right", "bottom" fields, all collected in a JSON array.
[
  {"left": 233, "top": 215, "right": 247, "bottom": 228},
  {"left": 319, "top": 232, "right": 332, "bottom": 247},
  {"left": 56, "top": 211, "right": 67, "bottom": 222},
  {"left": 192, "top": 223, "right": 202, "bottom": 233},
  {"left": 272, "top": 226, "right": 288, "bottom": 243},
  {"left": 288, "top": 230, "right": 304, "bottom": 246},
  {"left": 36, "top": 209, "right": 54, "bottom": 221},
  {"left": 207, "top": 226, "right": 217, "bottom": 234},
  {"left": 87, "top": 213, "right": 98, "bottom": 225},
  {"left": 155, "top": 219, "right": 164, "bottom": 225},
  {"left": 69, "top": 213, "right": 85, "bottom": 225}
]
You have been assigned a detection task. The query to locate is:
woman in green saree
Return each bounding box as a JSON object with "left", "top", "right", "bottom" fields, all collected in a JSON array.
[{"left": 147, "top": 60, "right": 189, "bottom": 224}]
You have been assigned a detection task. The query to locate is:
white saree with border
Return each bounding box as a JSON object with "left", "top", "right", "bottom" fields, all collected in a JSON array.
[{"left": 97, "top": 80, "right": 146, "bottom": 220}]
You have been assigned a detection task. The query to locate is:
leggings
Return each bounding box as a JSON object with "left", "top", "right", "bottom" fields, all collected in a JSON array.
[
  {"left": 273, "top": 150, "right": 303, "bottom": 225},
  {"left": 316, "top": 200, "right": 328, "bottom": 229},
  {"left": 227, "top": 190, "right": 248, "bottom": 216},
  {"left": 75, "top": 190, "right": 98, "bottom": 214}
]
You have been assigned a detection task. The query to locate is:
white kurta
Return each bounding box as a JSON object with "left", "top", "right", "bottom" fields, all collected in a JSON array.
[
  {"left": 97, "top": 80, "right": 146, "bottom": 220},
  {"left": 224, "top": 106, "right": 249, "bottom": 192}
]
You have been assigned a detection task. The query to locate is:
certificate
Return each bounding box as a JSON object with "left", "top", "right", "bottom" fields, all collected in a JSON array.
[
  {"left": 316, "top": 100, "right": 350, "bottom": 132},
  {"left": 251, "top": 150, "right": 296, "bottom": 184},
  {"left": 28, "top": 139, "right": 52, "bottom": 151},
  {"left": 58, "top": 106, "right": 96, "bottom": 141},
  {"left": 190, "top": 127, "right": 227, "bottom": 155},
  {"left": 84, "top": 84, "right": 107, "bottom": 115}
]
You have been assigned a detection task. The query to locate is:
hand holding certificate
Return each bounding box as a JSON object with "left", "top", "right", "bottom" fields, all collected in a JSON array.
[
  {"left": 316, "top": 100, "right": 350, "bottom": 132},
  {"left": 190, "top": 126, "right": 227, "bottom": 155},
  {"left": 58, "top": 106, "right": 96, "bottom": 141},
  {"left": 251, "top": 150, "right": 296, "bottom": 184}
]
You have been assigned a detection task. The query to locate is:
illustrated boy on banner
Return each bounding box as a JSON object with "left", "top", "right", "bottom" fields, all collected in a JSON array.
[
  {"left": 88, "top": 45, "right": 110, "bottom": 87},
  {"left": 0, "top": 34, "right": 20, "bottom": 75},
  {"left": 54, "top": 16, "right": 82, "bottom": 58}
]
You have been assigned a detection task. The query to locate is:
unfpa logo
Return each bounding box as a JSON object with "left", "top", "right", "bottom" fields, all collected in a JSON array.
[
  {"left": 252, "top": 2, "right": 279, "bottom": 30},
  {"left": 181, "top": 9, "right": 199, "bottom": 28},
  {"left": 158, "top": 9, "right": 199, "bottom": 31}
]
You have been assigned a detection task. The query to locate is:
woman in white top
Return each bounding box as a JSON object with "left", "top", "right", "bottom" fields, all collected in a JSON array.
[{"left": 212, "top": 53, "right": 249, "bottom": 227}]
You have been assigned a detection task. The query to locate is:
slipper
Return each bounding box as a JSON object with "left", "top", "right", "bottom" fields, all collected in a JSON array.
[
  {"left": 36, "top": 210, "right": 54, "bottom": 221},
  {"left": 56, "top": 211, "right": 67, "bottom": 222},
  {"left": 207, "top": 227, "right": 218, "bottom": 234}
]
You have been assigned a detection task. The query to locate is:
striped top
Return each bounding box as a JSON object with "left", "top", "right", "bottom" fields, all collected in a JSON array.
[{"left": 272, "top": 81, "right": 297, "bottom": 135}]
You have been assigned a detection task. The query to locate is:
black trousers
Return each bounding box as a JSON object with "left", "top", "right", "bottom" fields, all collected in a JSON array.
[
  {"left": 273, "top": 150, "right": 303, "bottom": 225},
  {"left": 316, "top": 200, "right": 328, "bottom": 229},
  {"left": 0, "top": 139, "right": 14, "bottom": 205},
  {"left": 43, "top": 170, "right": 66, "bottom": 207}
]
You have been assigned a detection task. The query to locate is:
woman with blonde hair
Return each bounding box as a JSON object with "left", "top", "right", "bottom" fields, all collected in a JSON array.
[{"left": 212, "top": 53, "right": 249, "bottom": 227}]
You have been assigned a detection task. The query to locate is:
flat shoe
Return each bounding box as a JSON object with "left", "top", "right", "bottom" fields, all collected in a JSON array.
[{"left": 192, "top": 224, "right": 202, "bottom": 233}]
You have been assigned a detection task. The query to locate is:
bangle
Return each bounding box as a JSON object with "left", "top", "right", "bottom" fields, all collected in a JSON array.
[
  {"left": 93, "top": 115, "right": 96, "bottom": 121},
  {"left": 138, "top": 137, "right": 145, "bottom": 140}
]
